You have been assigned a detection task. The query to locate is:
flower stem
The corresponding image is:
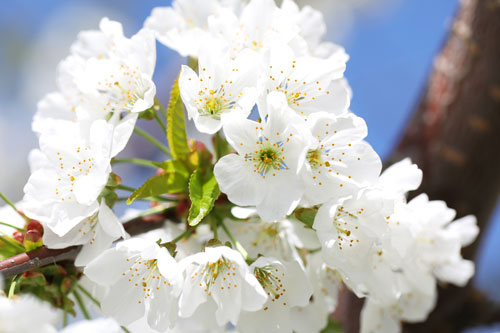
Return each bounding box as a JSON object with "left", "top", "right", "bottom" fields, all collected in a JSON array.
[
  {"left": 0, "top": 192, "right": 28, "bottom": 222},
  {"left": 8, "top": 275, "right": 17, "bottom": 298},
  {"left": 172, "top": 226, "right": 196, "bottom": 243},
  {"left": 133, "top": 127, "right": 171, "bottom": 157},
  {"left": 0, "top": 221, "right": 26, "bottom": 232},
  {"left": 220, "top": 221, "right": 249, "bottom": 261},
  {"left": 76, "top": 284, "right": 101, "bottom": 308},
  {"left": 73, "top": 289, "right": 91, "bottom": 320},
  {"left": 112, "top": 158, "right": 158, "bottom": 169},
  {"left": 116, "top": 184, "right": 136, "bottom": 193},
  {"left": 0, "top": 234, "right": 25, "bottom": 252},
  {"left": 152, "top": 109, "right": 167, "bottom": 133},
  {"left": 116, "top": 196, "right": 176, "bottom": 203}
]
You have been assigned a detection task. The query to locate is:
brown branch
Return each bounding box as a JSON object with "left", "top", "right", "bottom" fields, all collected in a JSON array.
[{"left": 0, "top": 206, "right": 178, "bottom": 279}]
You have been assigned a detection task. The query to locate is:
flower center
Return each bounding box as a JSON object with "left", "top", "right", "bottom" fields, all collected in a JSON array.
[
  {"left": 123, "top": 256, "right": 171, "bottom": 304},
  {"left": 245, "top": 142, "right": 288, "bottom": 177},
  {"left": 307, "top": 148, "right": 327, "bottom": 169},
  {"left": 194, "top": 256, "right": 238, "bottom": 296},
  {"left": 197, "top": 89, "right": 235, "bottom": 120},
  {"left": 254, "top": 265, "right": 288, "bottom": 308}
]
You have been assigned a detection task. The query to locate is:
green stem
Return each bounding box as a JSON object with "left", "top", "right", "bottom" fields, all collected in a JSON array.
[
  {"left": 153, "top": 109, "right": 167, "bottom": 133},
  {"left": 117, "top": 196, "right": 176, "bottom": 203},
  {"left": 112, "top": 158, "right": 158, "bottom": 169},
  {"left": 73, "top": 289, "right": 91, "bottom": 320},
  {"left": 157, "top": 101, "right": 167, "bottom": 119},
  {"left": 8, "top": 276, "right": 18, "bottom": 298},
  {"left": 220, "top": 221, "right": 249, "bottom": 261},
  {"left": 0, "top": 192, "right": 28, "bottom": 222},
  {"left": 121, "top": 326, "right": 131, "bottom": 333},
  {"left": 0, "top": 221, "right": 26, "bottom": 232},
  {"left": 172, "top": 226, "right": 196, "bottom": 243},
  {"left": 134, "top": 127, "right": 171, "bottom": 157},
  {"left": 76, "top": 284, "right": 101, "bottom": 308},
  {"left": 63, "top": 310, "right": 68, "bottom": 327},
  {"left": 116, "top": 184, "right": 136, "bottom": 193},
  {"left": 0, "top": 234, "right": 25, "bottom": 252}
]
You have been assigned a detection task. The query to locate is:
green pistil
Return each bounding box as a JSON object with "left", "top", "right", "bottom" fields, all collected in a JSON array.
[
  {"left": 307, "top": 148, "right": 325, "bottom": 169},
  {"left": 254, "top": 266, "right": 282, "bottom": 299}
]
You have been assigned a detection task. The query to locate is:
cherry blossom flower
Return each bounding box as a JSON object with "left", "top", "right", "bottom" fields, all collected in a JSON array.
[
  {"left": 300, "top": 112, "right": 381, "bottom": 206},
  {"left": 85, "top": 238, "right": 183, "bottom": 331},
  {"left": 214, "top": 92, "right": 311, "bottom": 221},
  {"left": 178, "top": 246, "right": 267, "bottom": 327},
  {"left": 257, "top": 44, "right": 349, "bottom": 118},
  {"left": 237, "top": 257, "right": 313, "bottom": 333},
  {"left": 144, "top": 0, "right": 242, "bottom": 57},
  {"left": 179, "top": 44, "right": 260, "bottom": 134}
]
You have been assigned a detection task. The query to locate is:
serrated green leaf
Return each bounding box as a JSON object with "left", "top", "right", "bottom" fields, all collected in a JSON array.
[
  {"left": 167, "top": 75, "right": 190, "bottom": 160},
  {"left": 188, "top": 169, "right": 220, "bottom": 226},
  {"left": 127, "top": 163, "right": 189, "bottom": 204}
]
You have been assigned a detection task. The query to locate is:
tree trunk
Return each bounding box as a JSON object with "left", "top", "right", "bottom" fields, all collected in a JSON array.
[{"left": 390, "top": 0, "right": 500, "bottom": 331}]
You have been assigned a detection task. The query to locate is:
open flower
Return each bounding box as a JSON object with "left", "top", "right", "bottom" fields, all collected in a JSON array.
[
  {"left": 33, "top": 18, "right": 153, "bottom": 134},
  {"left": 85, "top": 238, "right": 183, "bottom": 331},
  {"left": 24, "top": 120, "right": 113, "bottom": 236},
  {"left": 144, "top": 0, "right": 242, "bottom": 57},
  {"left": 313, "top": 188, "right": 395, "bottom": 300},
  {"left": 178, "top": 246, "right": 267, "bottom": 327},
  {"left": 258, "top": 44, "right": 349, "bottom": 118},
  {"left": 179, "top": 45, "right": 260, "bottom": 134},
  {"left": 214, "top": 92, "right": 311, "bottom": 221},
  {"left": 300, "top": 112, "right": 381, "bottom": 206},
  {"left": 42, "top": 201, "right": 128, "bottom": 267},
  {"left": 237, "top": 257, "right": 313, "bottom": 333}
]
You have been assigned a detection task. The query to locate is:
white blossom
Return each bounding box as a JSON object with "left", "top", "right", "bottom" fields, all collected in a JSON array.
[
  {"left": 179, "top": 44, "right": 260, "bottom": 134},
  {"left": 0, "top": 292, "right": 59, "bottom": 333},
  {"left": 214, "top": 92, "right": 311, "bottom": 221},
  {"left": 257, "top": 44, "right": 349, "bottom": 119},
  {"left": 290, "top": 252, "right": 340, "bottom": 333},
  {"left": 300, "top": 112, "right": 381, "bottom": 206},
  {"left": 144, "top": 0, "right": 242, "bottom": 57},
  {"left": 85, "top": 238, "right": 183, "bottom": 331},
  {"left": 178, "top": 246, "right": 267, "bottom": 327},
  {"left": 237, "top": 257, "right": 313, "bottom": 333}
]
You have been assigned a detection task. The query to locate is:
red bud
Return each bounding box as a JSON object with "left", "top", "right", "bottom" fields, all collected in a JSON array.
[
  {"left": 24, "top": 229, "right": 42, "bottom": 243},
  {"left": 12, "top": 231, "right": 24, "bottom": 243},
  {"left": 26, "top": 220, "right": 44, "bottom": 235}
]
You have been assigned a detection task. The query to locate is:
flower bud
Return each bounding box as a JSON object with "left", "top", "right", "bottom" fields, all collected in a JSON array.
[
  {"left": 24, "top": 229, "right": 43, "bottom": 251},
  {"left": 26, "top": 220, "right": 44, "bottom": 235},
  {"left": 12, "top": 231, "right": 25, "bottom": 243}
]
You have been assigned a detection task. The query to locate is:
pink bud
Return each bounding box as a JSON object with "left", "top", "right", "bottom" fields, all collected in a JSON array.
[{"left": 12, "top": 231, "right": 24, "bottom": 243}]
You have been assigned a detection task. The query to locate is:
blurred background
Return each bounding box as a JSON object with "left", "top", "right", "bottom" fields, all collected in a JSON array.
[{"left": 0, "top": 0, "right": 498, "bottom": 312}]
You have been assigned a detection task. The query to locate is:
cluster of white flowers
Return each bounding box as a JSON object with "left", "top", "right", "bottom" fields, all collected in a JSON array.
[{"left": 0, "top": 0, "right": 479, "bottom": 332}]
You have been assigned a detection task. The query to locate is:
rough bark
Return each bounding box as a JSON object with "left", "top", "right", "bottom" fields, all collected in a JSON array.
[{"left": 391, "top": 0, "right": 500, "bottom": 330}]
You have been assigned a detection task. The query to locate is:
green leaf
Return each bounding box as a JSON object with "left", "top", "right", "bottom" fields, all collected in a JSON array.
[
  {"left": 127, "top": 163, "right": 189, "bottom": 205},
  {"left": 188, "top": 169, "right": 220, "bottom": 226},
  {"left": 294, "top": 207, "right": 319, "bottom": 228},
  {"left": 167, "top": 75, "right": 190, "bottom": 160}
]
